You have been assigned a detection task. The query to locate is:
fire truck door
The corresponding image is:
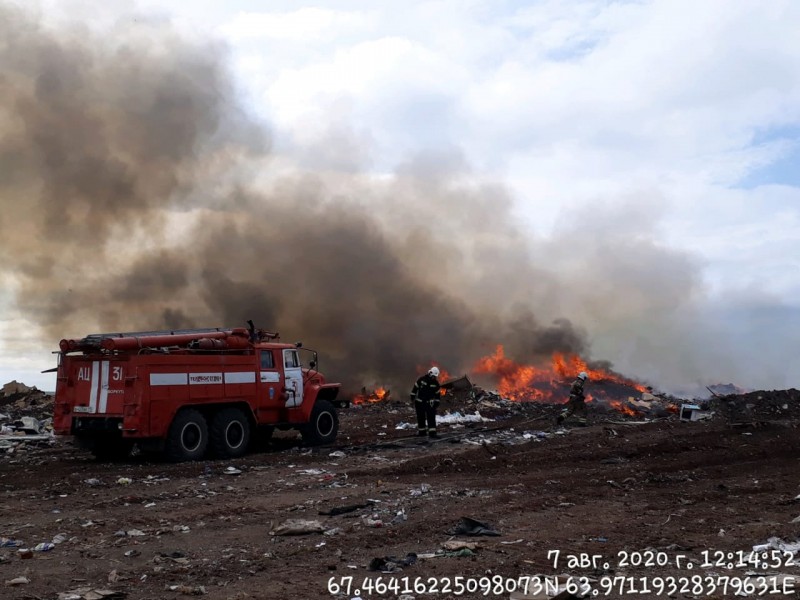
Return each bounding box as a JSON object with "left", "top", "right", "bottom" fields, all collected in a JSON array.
[
  {"left": 282, "top": 349, "right": 303, "bottom": 408},
  {"left": 259, "top": 350, "right": 280, "bottom": 405}
]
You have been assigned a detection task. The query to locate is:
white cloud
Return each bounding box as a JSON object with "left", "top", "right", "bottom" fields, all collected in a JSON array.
[{"left": 221, "top": 7, "right": 373, "bottom": 42}]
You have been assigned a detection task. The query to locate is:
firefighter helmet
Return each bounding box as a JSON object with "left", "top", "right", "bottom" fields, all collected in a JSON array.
[
  {"left": 428, "top": 366, "right": 440, "bottom": 377},
  {"left": 578, "top": 371, "right": 588, "bottom": 381}
]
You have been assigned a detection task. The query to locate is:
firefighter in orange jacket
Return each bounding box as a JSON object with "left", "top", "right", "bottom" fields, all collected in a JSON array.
[
  {"left": 556, "top": 371, "right": 589, "bottom": 426},
  {"left": 411, "top": 367, "right": 441, "bottom": 437}
]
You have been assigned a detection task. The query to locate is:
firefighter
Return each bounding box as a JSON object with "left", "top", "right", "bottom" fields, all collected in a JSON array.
[
  {"left": 410, "top": 366, "right": 441, "bottom": 437},
  {"left": 556, "top": 371, "right": 589, "bottom": 427}
]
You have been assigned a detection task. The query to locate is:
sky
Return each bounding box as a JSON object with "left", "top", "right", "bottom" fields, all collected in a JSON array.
[{"left": 1, "top": 0, "right": 798, "bottom": 395}]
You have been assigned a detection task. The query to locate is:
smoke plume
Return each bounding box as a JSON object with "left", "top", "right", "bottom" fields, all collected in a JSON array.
[{"left": 2, "top": 3, "right": 757, "bottom": 395}]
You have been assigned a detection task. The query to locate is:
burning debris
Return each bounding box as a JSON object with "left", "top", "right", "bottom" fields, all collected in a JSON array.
[
  {"left": 353, "top": 387, "right": 392, "bottom": 405},
  {"left": 351, "top": 346, "right": 668, "bottom": 421},
  {"left": 473, "top": 345, "right": 647, "bottom": 403}
]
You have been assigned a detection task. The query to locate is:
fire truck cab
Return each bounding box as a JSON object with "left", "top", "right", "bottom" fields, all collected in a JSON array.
[{"left": 52, "top": 325, "right": 343, "bottom": 461}]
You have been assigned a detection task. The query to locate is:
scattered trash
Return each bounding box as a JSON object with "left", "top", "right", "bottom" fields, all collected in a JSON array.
[
  {"left": 6, "top": 576, "right": 30, "bottom": 586},
  {"left": 680, "top": 404, "right": 713, "bottom": 422},
  {"left": 167, "top": 584, "right": 206, "bottom": 595},
  {"left": 447, "top": 516, "right": 501, "bottom": 536},
  {"left": 363, "top": 516, "right": 384, "bottom": 527},
  {"left": 754, "top": 537, "right": 800, "bottom": 553},
  {"left": 52, "top": 533, "right": 68, "bottom": 544},
  {"left": 0, "top": 537, "right": 24, "bottom": 547},
  {"left": 116, "top": 477, "right": 132, "bottom": 485},
  {"left": 446, "top": 548, "right": 476, "bottom": 557},
  {"left": 369, "top": 553, "right": 418, "bottom": 573},
  {"left": 391, "top": 509, "right": 408, "bottom": 524},
  {"left": 270, "top": 519, "right": 326, "bottom": 535},
  {"left": 437, "top": 411, "right": 492, "bottom": 424},
  {"left": 329, "top": 451, "right": 346, "bottom": 458},
  {"left": 114, "top": 529, "right": 145, "bottom": 537},
  {"left": 296, "top": 468, "right": 327, "bottom": 475},
  {"left": 224, "top": 466, "right": 242, "bottom": 476},
  {"left": 84, "top": 478, "right": 102, "bottom": 486},
  {"left": 319, "top": 501, "right": 374, "bottom": 516},
  {"left": 33, "top": 542, "right": 55, "bottom": 552},
  {"left": 410, "top": 483, "right": 431, "bottom": 497},
  {"left": 442, "top": 541, "right": 478, "bottom": 551}
]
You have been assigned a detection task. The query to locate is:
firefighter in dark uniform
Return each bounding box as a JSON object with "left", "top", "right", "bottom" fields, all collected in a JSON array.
[
  {"left": 410, "top": 366, "right": 441, "bottom": 437},
  {"left": 556, "top": 371, "right": 589, "bottom": 426}
]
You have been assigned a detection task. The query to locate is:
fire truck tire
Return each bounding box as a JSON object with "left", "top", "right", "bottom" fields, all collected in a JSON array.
[
  {"left": 301, "top": 400, "right": 339, "bottom": 445},
  {"left": 210, "top": 408, "right": 251, "bottom": 458},
  {"left": 165, "top": 409, "right": 209, "bottom": 462}
]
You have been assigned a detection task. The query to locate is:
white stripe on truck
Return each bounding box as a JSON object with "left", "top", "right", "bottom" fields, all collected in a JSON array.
[
  {"left": 98, "top": 361, "right": 110, "bottom": 413},
  {"left": 89, "top": 361, "right": 100, "bottom": 414},
  {"left": 148, "top": 372, "right": 254, "bottom": 386},
  {"left": 224, "top": 372, "right": 256, "bottom": 384},
  {"left": 188, "top": 373, "right": 223, "bottom": 385},
  {"left": 150, "top": 373, "right": 189, "bottom": 386}
]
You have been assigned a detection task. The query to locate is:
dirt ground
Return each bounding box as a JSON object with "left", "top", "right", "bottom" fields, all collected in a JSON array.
[{"left": 2, "top": 396, "right": 800, "bottom": 600}]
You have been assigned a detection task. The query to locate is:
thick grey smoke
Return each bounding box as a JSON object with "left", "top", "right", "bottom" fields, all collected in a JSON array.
[{"left": 3, "top": 3, "right": 747, "bottom": 395}]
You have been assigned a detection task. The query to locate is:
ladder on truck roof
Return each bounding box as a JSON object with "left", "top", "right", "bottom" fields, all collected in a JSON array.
[{"left": 81, "top": 327, "right": 234, "bottom": 344}]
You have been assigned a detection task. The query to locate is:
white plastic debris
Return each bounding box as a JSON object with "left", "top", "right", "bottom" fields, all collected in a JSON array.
[
  {"left": 270, "top": 519, "right": 326, "bottom": 536},
  {"left": 754, "top": 537, "right": 800, "bottom": 553},
  {"left": 437, "top": 411, "right": 492, "bottom": 424}
]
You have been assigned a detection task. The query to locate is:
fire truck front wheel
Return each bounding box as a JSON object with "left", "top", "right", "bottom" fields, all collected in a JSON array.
[
  {"left": 165, "top": 409, "right": 209, "bottom": 462},
  {"left": 210, "top": 408, "right": 252, "bottom": 458},
  {"left": 301, "top": 400, "right": 339, "bottom": 445}
]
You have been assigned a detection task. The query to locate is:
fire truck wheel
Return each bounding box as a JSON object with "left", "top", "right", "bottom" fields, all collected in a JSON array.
[
  {"left": 165, "top": 409, "right": 209, "bottom": 462},
  {"left": 210, "top": 408, "right": 251, "bottom": 458},
  {"left": 301, "top": 400, "right": 339, "bottom": 445}
]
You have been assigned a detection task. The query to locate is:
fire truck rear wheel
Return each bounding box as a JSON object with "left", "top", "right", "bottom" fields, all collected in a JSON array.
[
  {"left": 165, "top": 409, "right": 209, "bottom": 462},
  {"left": 210, "top": 408, "right": 251, "bottom": 458},
  {"left": 301, "top": 400, "right": 339, "bottom": 445}
]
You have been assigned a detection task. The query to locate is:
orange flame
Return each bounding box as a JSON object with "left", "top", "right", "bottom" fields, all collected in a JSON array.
[
  {"left": 473, "top": 345, "right": 647, "bottom": 406},
  {"left": 353, "top": 386, "right": 390, "bottom": 405},
  {"left": 351, "top": 346, "right": 648, "bottom": 415},
  {"left": 609, "top": 400, "right": 641, "bottom": 417}
]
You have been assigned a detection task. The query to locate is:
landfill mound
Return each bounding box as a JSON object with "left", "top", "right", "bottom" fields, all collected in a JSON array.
[
  {"left": 1, "top": 381, "right": 54, "bottom": 421},
  {"left": 0, "top": 381, "right": 55, "bottom": 455},
  {"left": 710, "top": 387, "right": 800, "bottom": 423}
]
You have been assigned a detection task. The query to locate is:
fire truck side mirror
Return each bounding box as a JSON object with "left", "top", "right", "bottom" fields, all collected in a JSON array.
[
  {"left": 309, "top": 360, "right": 316, "bottom": 369},
  {"left": 295, "top": 342, "right": 303, "bottom": 348}
]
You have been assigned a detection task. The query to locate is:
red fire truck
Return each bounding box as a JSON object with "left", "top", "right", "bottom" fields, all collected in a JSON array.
[{"left": 52, "top": 323, "right": 343, "bottom": 461}]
